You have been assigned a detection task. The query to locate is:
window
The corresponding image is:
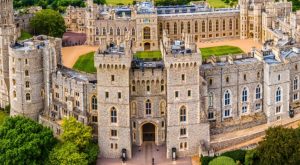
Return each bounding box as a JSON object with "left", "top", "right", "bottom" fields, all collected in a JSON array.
[
  {"left": 276, "top": 106, "right": 281, "bottom": 114},
  {"left": 278, "top": 74, "right": 281, "bottom": 81},
  {"left": 117, "top": 27, "right": 120, "bottom": 35},
  {"left": 111, "top": 130, "right": 117, "bottom": 137},
  {"left": 257, "top": 72, "right": 260, "bottom": 79},
  {"left": 111, "top": 75, "right": 115, "bottom": 82},
  {"left": 201, "top": 21, "right": 205, "bottom": 32},
  {"left": 195, "top": 21, "right": 198, "bottom": 33},
  {"left": 175, "top": 91, "right": 179, "bottom": 98},
  {"left": 294, "top": 93, "right": 298, "bottom": 101},
  {"left": 208, "top": 112, "right": 214, "bottom": 119},
  {"left": 160, "top": 101, "right": 165, "bottom": 115},
  {"left": 118, "top": 92, "right": 121, "bottom": 99},
  {"left": 226, "top": 76, "right": 229, "bottom": 83},
  {"left": 143, "top": 27, "right": 151, "bottom": 39},
  {"left": 187, "top": 22, "right": 191, "bottom": 33},
  {"left": 145, "top": 99, "right": 151, "bottom": 115},
  {"left": 180, "top": 106, "right": 186, "bottom": 122},
  {"left": 146, "top": 85, "right": 150, "bottom": 92},
  {"left": 102, "top": 28, "right": 106, "bottom": 35},
  {"left": 209, "top": 79, "right": 213, "bottom": 85},
  {"left": 243, "top": 74, "right": 247, "bottom": 81},
  {"left": 161, "top": 85, "right": 164, "bottom": 92},
  {"left": 242, "top": 105, "right": 247, "bottom": 113},
  {"left": 294, "top": 77, "right": 298, "bottom": 90},
  {"left": 111, "top": 107, "right": 117, "bottom": 123},
  {"left": 209, "top": 20, "right": 212, "bottom": 32},
  {"left": 105, "top": 92, "right": 109, "bottom": 98},
  {"left": 223, "top": 19, "right": 226, "bottom": 30},
  {"left": 208, "top": 92, "right": 213, "bottom": 107},
  {"left": 224, "top": 90, "right": 231, "bottom": 105},
  {"left": 256, "top": 85, "right": 261, "bottom": 99},
  {"left": 25, "top": 70, "right": 29, "bottom": 76},
  {"left": 174, "top": 22, "right": 177, "bottom": 34},
  {"left": 132, "top": 28, "right": 135, "bottom": 35},
  {"left": 91, "top": 95, "right": 97, "bottom": 110},
  {"left": 276, "top": 87, "right": 281, "bottom": 102},
  {"left": 92, "top": 116, "right": 98, "bottom": 122},
  {"left": 25, "top": 59, "right": 28, "bottom": 65},
  {"left": 12, "top": 79, "right": 16, "bottom": 86},
  {"left": 131, "top": 102, "right": 137, "bottom": 115},
  {"left": 181, "top": 74, "right": 185, "bottom": 81},
  {"left": 25, "top": 93, "right": 31, "bottom": 101},
  {"left": 133, "top": 121, "right": 136, "bottom": 128},
  {"left": 229, "top": 19, "right": 232, "bottom": 30},
  {"left": 180, "top": 142, "right": 188, "bottom": 150},
  {"left": 242, "top": 87, "right": 248, "bottom": 102},
  {"left": 110, "top": 27, "right": 113, "bottom": 35},
  {"left": 216, "top": 20, "right": 219, "bottom": 31},
  {"left": 161, "top": 121, "right": 165, "bottom": 128},
  {"left": 255, "top": 103, "right": 261, "bottom": 110},
  {"left": 166, "top": 22, "right": 170, "bottom": 33},
  {"left": 187, "top": 90, "right": 191, "bottom": 97},
  {"left": 224, "top": 109, "right": 231, "bottom": 117},
  {"left": 180, "top": 128, "right": 186, "bottom": 136}
]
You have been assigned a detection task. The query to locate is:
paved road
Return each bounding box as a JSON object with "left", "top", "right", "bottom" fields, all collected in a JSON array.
[{"left": 97, "top": 142, "right": 192, "bottom": 165}]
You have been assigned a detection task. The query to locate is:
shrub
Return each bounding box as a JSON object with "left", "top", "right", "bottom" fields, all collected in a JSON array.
[
  {"left": 201, "top": 155, "right": 215, "bottom": 165},
  {"left": 245, "top": 149, "right": 259, "bottom": 165},
  {"left": 209, "top": 156, "right": 235, "bottom": 165},
  {"left": 221, "top": 149, "right": 246, "bottom": 163}
]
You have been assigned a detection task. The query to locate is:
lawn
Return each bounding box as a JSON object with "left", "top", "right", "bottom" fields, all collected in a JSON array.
[
  {"left": 200, "top": 45, "right": 244, "bottom": 60},
  {"left": 134, "top": 51, "right": 162, "bottom": 61},
  {"left": 18, "top": 30, "right": 33, "bottom": 41},
  {"left": 72, "top": 52, "right": 96, "bottom": 73},
  {"left": 106, "top": 0, "right": 133, "bottom": 5},
  {"left": 0, "top": 111, "right": 8, "bottom": 125}
]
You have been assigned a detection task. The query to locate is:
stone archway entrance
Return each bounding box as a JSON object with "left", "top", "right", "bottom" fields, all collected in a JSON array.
[
  {"left": 144, "top": 42, "right": 151, "bottom": 51},
  {"left": 142, "top": 123, "right": 155, "bottom": 142}
]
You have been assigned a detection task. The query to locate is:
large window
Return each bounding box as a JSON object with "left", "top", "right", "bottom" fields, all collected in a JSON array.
[
  {"left": 242, "top": 87, "right": 248, "bottom": 102},
  {"left": 26, "top": 93, "right": 31, "bottom": 101},
  {"left": 145, "top": 99, "right": 151, "bottom": 115},
  {"left": 143, "top": 27, "right": 151, "bottom": 39},
  {"left": 111, "top": 107, "right": 117, "bottom": 123},
  {"left": 256, "top": 85, "right": 261, "bottom": 99},
  {"left": 180, "top": 106, "right": 186, "bottom": 122},
  {"left": 276, "top": 87, "right": 281, "bottom": 102},
  {"left": 224, "top": 90, "right": 231, "bottom": 105},
  {"left": 91, "top": 95, "right": 97, "bottom": 110}
]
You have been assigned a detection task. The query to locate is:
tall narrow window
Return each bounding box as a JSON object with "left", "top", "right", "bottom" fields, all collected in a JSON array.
[
  {"left": 294, "top": 76, "right": 298, "bottom": 90},
  {"left": 174, "top": 22, "right": 177, "bottom": 34},
  {"left": 236, "top": 18, "right": 239, "bottom": 30},
  {"left": 209, "top": 20, "right": 212, "bottom": 32},
  {"left": 91, "top": 95, "right": 97, "bottom": 110},
  {"left": 242, "top": 87, "right": 248, "bottom": 102},
  {"left": 187, "top": 21, "right": 191, "bottom": 33},
  {"left": 229, "top": 19, "right": 232, "bottom": 30},
  {"left": 195, "top": 21, "right": 198, "bottom": 33},
  {"left": 202, "top": 21, "right": 205, "bottom": 32},
  {"left": 132, "top": 28, "right": 135, "bottom": 35},
  {"left": 180, "top": 106, "right": 186, "bottom": 122},
  {"left": 216, "top": 20, "right": 219, "bottom": 31},
  {"left": 25, "top": 70, "right": 29, "bottom": 76},
  {"left": 276, "top": 87, "right": 281, "bottom": 102},
  {"left": 256, "top": 85, "right": 261, "bottom": 99},
  {"left": 143, "top": 27, "right": 151, "bottom": 39},
  {"left": 117, "top": 27, "right": 120, "bottom": 35},
  {"left": 145, "top": 99, "right": 151, "bottom": 115},
  {"left": 181, "top": 22, "right": 184, "bottom": 33},
  {"left": 208, "top": 92, "right": 213, "bottom": 107},
  {"left": 160, "top": 101, "right": 165, "bottom": 115},
  {"left": 223, "top": 19, "right": 226, "bottom": 30},
  {"left": 110, "top": 27, "right": 113, "bottom": 35},
  {"left": 26, "top": 93, "right": 31, "bottom": 101},
  {"left": 166, "top": 22, "right": 170, "bottom": 34},
  {"left": 25, "top": 81, "right": 30, "bottom": 88},
  {"left": 111, "top": 107, "right": 117, "bottom": 123},
  {"left": 224, "top": 90, "right": 231, "bottom": 105},
  {"left": 131, "top": 102, "right": 137, "bottom": 115},
  {"left": 159, "top": 23, "right": 163, "bottom": 35}
]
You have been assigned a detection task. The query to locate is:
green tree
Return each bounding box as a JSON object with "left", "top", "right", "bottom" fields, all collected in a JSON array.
[
  {"left": 0, "top": 116, "right": 56, "bottom": 164},
  {"left": 47, "top": 142, "right": 88, "bottom": 165},
  {"left": 244, "top": 149, "right": 259, "bottom": 165},
  {"left": 30, "top": 9, "right": 66, "bottom": 38}
]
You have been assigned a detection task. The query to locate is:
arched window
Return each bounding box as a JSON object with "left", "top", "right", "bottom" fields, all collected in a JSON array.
[
  {"left": 209, "top": 20, "right": 212, "bottom": 32},
  {"left": 174, "top": 22, "right": 177, "bottom": 34},
  {"left": 242, "top": 87, "right": 248, "bottom": 102},
  {"left": 102, "top": 27, "right": 106, "bottom": 35},
  {"left": 25, "top": 70, "right": 29, "bottom": 76},
  {"left": 216, "top": 20, "right": 219, "bottom": 31},
  {"left": 132, "top": 28, "right": 135, "bottom": 35},
  {"left": 143, "top": 27, "right": 151, "bottom": 39},
  {"left": 236, "top": 18, "right": 239, "bottom": 30},
  {"left": 110, "top": 27, "right": 113, "bottom": 35},
  {"left": 166, "top": 22, "right": 170, "bottom": 34},
  {"left": 26, "top": 93, "right": 31, "bottom": 101},
  {"left": 96, "top": 28, "right": 99, "bottom": 35},
  {"left": 224, "top": 90, "right": 231, "bottom": 105},
  {"left": 160, "top": 101, "right": 166, "bottom": 115},
  {"left": 25, "top": 81, "right": 30, "bottom": 88},
  {"left": 117, "top": 27, "right": 121, "bottom": 35},
  {"left": 195, "top": 21, "right": 198, "bottom": 33},
  {"left": 229, "top": 19, "right": 232, "bottom": 30},
  {"left": 145, "top": 99, "right": 151, "bottom": 115},
  {"left": 202, "top": 21, "right": 205, "bottom": 32},
  {"left": 294, "top": 76, "right": 298, "bottom": 90},
  {"left": 256, "top": 85, "right": 261, "bottom": 99},
  {"left": 91, "top": 95, "right": 97, "bottom": 110},
  {"left": 223, "top": 19, "right": 226, "bottom": 30},
  {"left": 276, "top": 87, "right": 281, "bottom": 102},
  {"left": 208, "top": 92, "right": 213, "bottom": 107},
  {"left": 131, "top": 102, "right": 136, "bottom": 115},
  {"left": 180, "top": 106, "right": 186, "bottom": 122},
  {"left": 159, "top": 23, "right": 163, "bottom": 35},
  {"left": 187, "top": 21, "right": 191, "bottom": 33},
  {"left": 111, "top": 107, "right": 117, "bottom": 123},
  {"left": 181, "top": 22, "right": 184, "bottom": 33}
]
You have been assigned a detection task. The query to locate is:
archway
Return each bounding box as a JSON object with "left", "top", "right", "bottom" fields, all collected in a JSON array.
[
  {"left": 144, "top": 42, "right": 151, "bottom": 51},
  {"left": 142, "top": 123, "right": 155, "bottom": 142}
]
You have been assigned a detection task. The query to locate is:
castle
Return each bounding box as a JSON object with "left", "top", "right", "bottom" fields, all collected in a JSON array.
[{"left": 2, "top": 0, "right": 300, "bottom": 160}]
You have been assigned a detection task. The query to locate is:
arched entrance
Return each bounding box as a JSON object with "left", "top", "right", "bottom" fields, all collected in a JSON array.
[
  {"left": 144, "top": 42, "right": 151, "bottom": 51},
  {"left": 142, "top": 123, "right": 155, "bottom": 142}
]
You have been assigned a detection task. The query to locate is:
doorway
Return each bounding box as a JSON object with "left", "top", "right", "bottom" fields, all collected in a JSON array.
[
  {"left": 144, "top": 42, "right": 151, "bottom": 51},
  {"left": 142, "top": 123, "right": 155, "bottom": 142}
]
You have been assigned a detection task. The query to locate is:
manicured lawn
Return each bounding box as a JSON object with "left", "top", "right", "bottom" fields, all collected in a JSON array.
[
  {"left": 106, "top": 0, "right": 133, "bottom": 5},
  {"left": 72, "top": 52, "right": 96, "bottom": 73},
  {"left": 0, "top": 111, "right": 8, "bottom": 125},
  {"left": 18, "top": 30, "right": 33, "bottom": 41},
  {"left": 134, "top": 51, "right": 162, "bottom": 61},
  {"left": 200, "top": 45, "right": 244, "bottom": 60}
]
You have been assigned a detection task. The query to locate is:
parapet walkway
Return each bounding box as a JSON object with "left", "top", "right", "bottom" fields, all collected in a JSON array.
[{"left": 211, "top": 114, "right": 300, "bottom": 153}]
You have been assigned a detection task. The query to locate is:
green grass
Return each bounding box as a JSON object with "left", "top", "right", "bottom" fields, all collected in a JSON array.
[
  {"left": 200, "top": 45, "right": 244, "bottom": 60},
  {"left": 18, "top": 30, "right": 33, "bottom": 41},
  {"left": 72, "top": 52, "right": 96, "bottom": 73},
  {"left": 134, "top": 51, "right": 162, "bottom": 61},
  {"left": 0, "top": 111, "right": 8, "bottom": 125},
  {"left": 106, "top": 0, "right": 133, "bottom": 5}
]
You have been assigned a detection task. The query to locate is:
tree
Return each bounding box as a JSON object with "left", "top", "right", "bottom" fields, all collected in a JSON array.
[
  {"left": 0, "top": 116, "right": 56, "bottom": 164},
  {"left": 47, "top": 142, "right": 88, "bottom": 165},
  {"left": 256, "top": 126, "right": 300, "bottom": 165},
  {"left": 30, "top": 9, "right": 66, "bottom": 38},
  {"left": 244, "top": 149, "right": 259, "bottom": 165}
]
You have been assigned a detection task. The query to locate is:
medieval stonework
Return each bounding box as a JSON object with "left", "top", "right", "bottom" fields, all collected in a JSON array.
[{"left": 3, "top": 0, "right": 300, "bottom": 160}]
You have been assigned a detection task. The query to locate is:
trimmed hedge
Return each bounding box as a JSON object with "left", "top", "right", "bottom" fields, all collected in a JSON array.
[
  {"left": 201, "top": 155, "right": 216, "bottom": 165},
  {"left": 221, "top": 149, "right": 246, "bottom": 164},
  {"left": 209, "top": 156, "right": 236, "bottom": 165}
]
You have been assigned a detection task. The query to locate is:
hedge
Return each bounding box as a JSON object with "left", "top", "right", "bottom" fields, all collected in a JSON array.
[{"left": 221, "top": 149, "right": 246, "bottom": 164}]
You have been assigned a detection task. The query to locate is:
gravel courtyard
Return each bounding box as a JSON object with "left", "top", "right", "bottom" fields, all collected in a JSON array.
[{"left": 62, "top": 45, "right": 98, "bottom": 68}]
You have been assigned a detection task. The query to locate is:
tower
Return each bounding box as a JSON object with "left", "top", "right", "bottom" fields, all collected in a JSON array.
[
  {"left": 95, "top": 38, "right": 133, "bottom": 158},
  {"left": 85, "top": 0, "right": 97, "bottom": 45},
  {"left": 239, "top": 0, "right": 249, "bottom": 39},
  {"left": 0, "top": 0, "right": 14, "bottom": 25}
]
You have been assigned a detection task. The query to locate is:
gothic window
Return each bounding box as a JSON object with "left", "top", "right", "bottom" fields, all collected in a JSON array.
[
  {"left": 174, "top": 22, "right": 177, "bottom": 34},
  {"left": 25, "top": 81, "right": 30, "bottom": 88},
  {"left": 181, "top": 22, "right": 184, "bottom": 33},
  {"left": 294, "top": 76, "right": 298, "bottom": 90},
  {"left": 202, "top": 21, "right": 205, "bottom": 32},
  {"left": 91, "top": 95, "right": 97, "bottom": 110},
  {"left": 195, "top": 21, "right": 198, "bottom": 33},
  {"left": 160, "top": 101, "right": 166, "bottom": 115},
  {"left": 143, "top": 27, "right": 151, "bottom": 39},
  {"left": 145, "top": 99, "right": 151, "bottom": 115},
  {"left": 224, "top": 90, "right": 231, "bottom": 105},
  {"left": 223, "top": 19, "right": 226, "bottom": 30},
  {"left": 26, "top": 93, "right": 31, "bottom": 101},
  {"left": 187, "top": 21, "right": 191, "bottom": 33},
  {"left": 159, "top": 23, "right": 163, "bottom": 35},
  {"left": 229, "top": 19, "right": 233, "bottom": 30},
  {"left": 209, "top": 20, "right": 212, "bottom": 32},
  {"left": 216, "top": 20, "right": 219, "bottom": 31},
  {"left": 25, "top": 70, "right": 29, "bottom": 76},
  {"left": 208, "top": 92, "right": 213, "bottom": 107},
  {"left": 236, "top": 18, "right": 239, "bottom": 30},
  {"left": 180, "top": 106, "right": 186, "bottom": 122},
  {"left": 242, "top": 87, "right": 248, "bottom": 102},
  {"left": 166, "top": 22, "right": 170, "bottom": 34},
  {"left": 102, "top": 27, "right": 106, "bottom": 35},
  {"left": 111, "top": 107, "right": 117, "bottom": 123},
  {"left": 256, "top": 85, "right": 261, "bottom": 99},
  {"left": 117, "top": 27, "right": 121, "bottom": 35},
  {"left": 276, "top": 87, "right": 281, "bottom": 102}
]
